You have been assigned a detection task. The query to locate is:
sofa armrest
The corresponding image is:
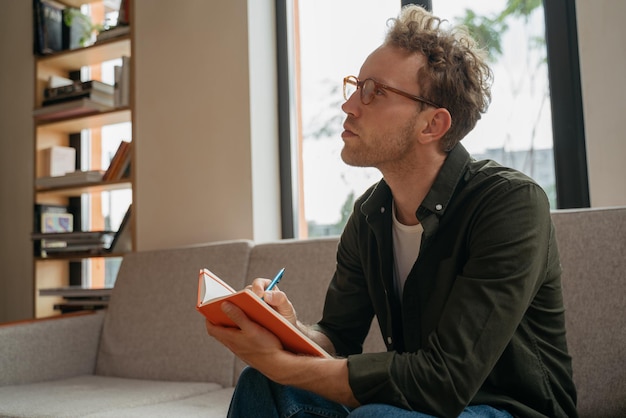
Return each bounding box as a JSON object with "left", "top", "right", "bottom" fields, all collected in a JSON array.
[{"left": 0, "top": 311, "right": 105, "bottom": 385}]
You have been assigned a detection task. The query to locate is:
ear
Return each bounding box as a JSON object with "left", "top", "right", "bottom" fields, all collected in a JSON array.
[{"left": 418, "top": 108, "right": 452, "bottom": 145}]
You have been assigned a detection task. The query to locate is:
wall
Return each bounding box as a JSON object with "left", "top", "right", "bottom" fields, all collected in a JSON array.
[
  {"left": 576, "top": 0, "right": 626, "bottom": 207},
  {"left": 133, "top": 0, "right": 280, "bottom": 252},
  {"left": 0, "top": 0, "right": 35, "bottom": 321}
]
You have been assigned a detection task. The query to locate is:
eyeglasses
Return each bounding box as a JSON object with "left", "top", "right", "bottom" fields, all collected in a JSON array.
[{"left": 343, "top": 75, "right": 440, "bottom": 108}]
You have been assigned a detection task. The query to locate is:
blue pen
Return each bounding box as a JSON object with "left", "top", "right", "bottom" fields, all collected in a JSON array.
[{"left": 265, "top": 267, "right": 285, "bottom": 292}]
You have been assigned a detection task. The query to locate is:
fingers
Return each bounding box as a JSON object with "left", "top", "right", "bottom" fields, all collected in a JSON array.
[{"left": 249, "top": 278, "right": 271, "bottom": 297}]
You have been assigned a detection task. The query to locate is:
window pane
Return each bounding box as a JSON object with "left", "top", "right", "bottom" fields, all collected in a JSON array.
[
  {"left": 433, "top": 1, "right": 556, "bottom": 205},
  {"left": 296, "top": 0, "right": 400, "bottom": 237}
]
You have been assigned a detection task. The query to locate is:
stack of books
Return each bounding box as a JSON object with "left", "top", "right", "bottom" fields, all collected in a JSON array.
[
  {"left": 34, "top": 80, "right": 116, "bottom": 121},
  {"left": 32, "top": 231, "right": 116, "bottom": 257},
  {"left": 31, "top": 204, "right": 132, "bottom": 257},
  {"left": 43, "top": 80, "right": 115, "bottom": 107},
  {"left": 39, "top": 286, "right": 113, "bottom": 313}
]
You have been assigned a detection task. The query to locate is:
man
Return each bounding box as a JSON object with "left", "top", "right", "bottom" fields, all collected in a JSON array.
[{"left": 206, "top": 5, "right": 577, "bottom": 417}]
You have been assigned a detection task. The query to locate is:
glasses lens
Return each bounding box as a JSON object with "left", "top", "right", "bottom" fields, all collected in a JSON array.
[
  {"left": 361, "top": 79, "right": 376, "bottom": 105},
  {"left": 344, "top": 77, "right": 357, "bottom": 101}
]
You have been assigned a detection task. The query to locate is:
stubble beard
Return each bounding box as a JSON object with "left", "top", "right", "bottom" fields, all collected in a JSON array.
[{"left": 341, "top": 116, "right": 417, "bottom": 171}]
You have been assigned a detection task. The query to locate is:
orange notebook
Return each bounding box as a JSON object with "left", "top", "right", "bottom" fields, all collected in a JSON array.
[{"left": 196, "top": 268, "right": 331, "bottom": 358}]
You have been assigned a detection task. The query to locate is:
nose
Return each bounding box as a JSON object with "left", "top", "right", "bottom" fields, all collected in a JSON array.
[{"left": 341, "top": 91, "right": 360, "bottom": 116}]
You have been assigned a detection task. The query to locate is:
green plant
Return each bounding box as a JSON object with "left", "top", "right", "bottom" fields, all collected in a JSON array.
[{"left": 63, "top": 8, "right": 104, "bottom": 47}]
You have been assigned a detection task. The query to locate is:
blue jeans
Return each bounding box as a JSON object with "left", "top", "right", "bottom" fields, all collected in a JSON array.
[{"left": 227, "top": 367, "right": 513, "bottom": 418}]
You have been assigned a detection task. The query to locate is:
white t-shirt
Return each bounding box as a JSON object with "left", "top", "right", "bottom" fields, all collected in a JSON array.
[{"left": 392, "top": 201, "right": 423, "bottom": 300}]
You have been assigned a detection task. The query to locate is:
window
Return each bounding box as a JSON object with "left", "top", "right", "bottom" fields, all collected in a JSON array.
[
  {"left": 279, "top": 0, "right": 587, "bottom": 239},
  {"left": 432, "top": 1, "right": 556, "bottom": 205},
  {"left": 279, "top": 0, "right": 400, "bottom": 238},
  {"left": 75, "top": 1, "right": 131, "bottom": 288}
]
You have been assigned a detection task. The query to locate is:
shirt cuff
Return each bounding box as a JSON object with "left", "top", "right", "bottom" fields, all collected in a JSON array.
[{"left": 347, "top": 352, "right": 409, "bottom": 409}]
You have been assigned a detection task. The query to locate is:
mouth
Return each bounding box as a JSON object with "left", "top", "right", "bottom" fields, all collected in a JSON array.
[{"left": 342, "top": 123, "right": 357, "bottom": 139}]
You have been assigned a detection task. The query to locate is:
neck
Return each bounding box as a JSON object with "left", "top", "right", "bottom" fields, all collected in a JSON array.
[{"left": 383, "top": 152, "right": 446, "bottom": 226}]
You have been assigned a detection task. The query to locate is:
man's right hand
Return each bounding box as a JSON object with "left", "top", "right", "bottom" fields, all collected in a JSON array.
[{"left": 248, "top": 278, "right": 298, "bottom": 327}]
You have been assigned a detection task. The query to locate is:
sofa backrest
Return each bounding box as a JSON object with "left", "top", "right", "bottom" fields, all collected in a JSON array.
[
  {"left": 95, "top": 240, "right": 253, "bottom": 388},
  {"left": 551, "top": 207, "right": 626, "bottom": 417},
  {"left": 240, "top": 208, "right": 626, "bottom": 416}
]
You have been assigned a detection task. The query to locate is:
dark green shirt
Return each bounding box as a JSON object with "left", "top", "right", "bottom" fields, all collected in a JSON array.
[{"left": 313, "top": 144, "right": 577, "bottom": 417}]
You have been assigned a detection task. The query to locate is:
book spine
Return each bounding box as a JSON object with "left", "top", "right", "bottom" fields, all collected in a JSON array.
[
  {"left": 120, "top": 56, "right": 131, "bottom": 107},
  {"left": 114, "top": 66, "right": 122, "bottom": 107},
  {"left": 39, "top": 0, "right": 64, "bottom": 54}
]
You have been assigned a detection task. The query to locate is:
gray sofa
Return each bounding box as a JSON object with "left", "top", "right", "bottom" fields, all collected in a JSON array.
[{"left": 0, "top": 207, "right": 624, "bottom": 417}]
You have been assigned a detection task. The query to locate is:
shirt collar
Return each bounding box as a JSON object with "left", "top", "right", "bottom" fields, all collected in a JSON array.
[
  {"left": 359, "top": 143, "right": 471, "bottom": 236},
  {"left": 417, "top": 143, "right": 470, "bottom": 220}
]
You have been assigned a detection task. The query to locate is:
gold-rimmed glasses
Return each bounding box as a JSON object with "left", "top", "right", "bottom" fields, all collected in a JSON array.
[{"left": 343, "top": 75, "right": 440, "bottom": 108}]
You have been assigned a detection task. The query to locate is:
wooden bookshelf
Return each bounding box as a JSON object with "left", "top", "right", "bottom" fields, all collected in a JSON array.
[{"left": 33, "top": 2, "right": 133, "bottom": 318}]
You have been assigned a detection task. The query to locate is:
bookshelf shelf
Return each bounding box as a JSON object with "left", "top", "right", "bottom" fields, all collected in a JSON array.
[
  {"left": 36, "top": 179, "right": 132, "bottom": 196},
  {"left": 35, "top": 108, "right": 131, "bottom": 132},
  {"left": 35, "top": 252, "right": 126, "bottom": 261},
  {"left": 36, "top": 36, "right": 131, "bottom": 74}
]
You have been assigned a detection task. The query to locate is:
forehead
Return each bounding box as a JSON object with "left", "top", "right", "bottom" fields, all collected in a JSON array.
[{"left": 359, "top": 45, "right": 426, "bottom": 87}]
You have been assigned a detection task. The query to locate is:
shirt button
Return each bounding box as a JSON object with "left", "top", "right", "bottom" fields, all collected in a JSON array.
[
  {"left": 380, "top": 207, "right": 385, "bottom": 213},
  {"left": 435, "top": 204, "right": 443, "bottom": 211}
]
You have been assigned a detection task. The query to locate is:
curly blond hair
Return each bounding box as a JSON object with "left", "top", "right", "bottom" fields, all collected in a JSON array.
[{"left": 385, "top": 5, "right": 493, "bottom": 151}]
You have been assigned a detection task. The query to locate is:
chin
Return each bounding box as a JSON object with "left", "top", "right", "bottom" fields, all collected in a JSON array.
[{"left": 341, "top": 153, "right": 368, "bottom": 168}]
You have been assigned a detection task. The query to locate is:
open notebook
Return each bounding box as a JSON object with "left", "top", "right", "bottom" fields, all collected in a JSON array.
[{"left": 196, "top": 268, "right": 330, "bottom": 358}]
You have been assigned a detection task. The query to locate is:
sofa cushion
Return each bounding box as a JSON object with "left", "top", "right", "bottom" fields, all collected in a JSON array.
[
  {"left": 96, "top": 240, "right": 253, "bottom": 387},
  {"left": 0, "top": 375, "right": 221, "bottom": 418},
  {"left": 84, "top": 388, "right": 235, "bottom": 417},
  {"left": 552, "top": 207, "right": 626, "bottom": 417},
  {"left": 0, "top": 311, "right": 104, "bottom": 386}
]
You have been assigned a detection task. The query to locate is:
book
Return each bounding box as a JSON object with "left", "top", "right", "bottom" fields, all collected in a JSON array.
[
  {"left": 114, "top": 141, "right": 132, "bottom": 180},
  {"left": 32, "top": 230, "right": 116, "bottom": 257},
  {"left": 39, "top": 286, "right": 112, "bottom": 298},
  {"left": 33, "top": 0, "right": 65, "bottom": 55},
  {"left": 39, "top": 286, "right": 113, "bottom": 300},
  {"left": 54, "top": 302, "right": 109, "bottom": 313},
  {"left": 40, "top": 286, "right": 113, "bottom": 313},
  {"left": 40, "top": 145, "right": 76, "bottom": 177},
  {"left": 119, "top": 56, "right": 131, "bottom": 107},
  {"left": 102, "top": 141, "right": 131, "bottom": 181},
  {"left": 109, "top": 204, "right": 132, "bottom": 253},
  {"left": 32, "top": 230, "right": 115, "bottom": 244},
  {"left": 34, "top": 204, "right": 69, "bottom": 233},
  {"left": 35, "top": 169, "right": 105, "bottom": 188},
  {"left": 42, "top": 90, "right": 115, "bottom": 108},
  {"left": 47, "top": 75, "right": 74, "bottom": 88},
  {"left": 196, "top": 268, "right": 331, "bottom": 358},
  {"left": 113, "top": 65, "right": 122, "bottom": 107},
  {"left": 118, "top": 0, "right": 130, "bottom": 26},
  {"left": 41, "top": 212, "right": 73, "bottom": 233},
  {"left": 33, "top": 98, "right": 114, "bottom": 122}
]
